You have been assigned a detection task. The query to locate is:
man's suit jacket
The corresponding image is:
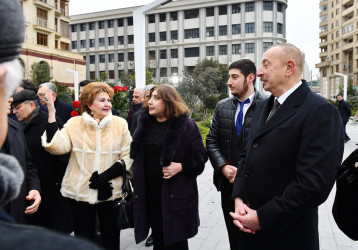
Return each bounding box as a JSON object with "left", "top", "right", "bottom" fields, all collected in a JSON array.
[{"left": 232, "top": 81, "right": 345, "bottom": 250}]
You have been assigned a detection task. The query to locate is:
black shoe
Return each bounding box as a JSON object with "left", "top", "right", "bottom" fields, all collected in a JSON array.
[{"left": 145, "top": 235, "right": 154, "bottom": 247}]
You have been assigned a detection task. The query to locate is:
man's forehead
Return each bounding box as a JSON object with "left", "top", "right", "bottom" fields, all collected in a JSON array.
[{"left": 38, "top": 86, "right": 48, "bottom": 92}]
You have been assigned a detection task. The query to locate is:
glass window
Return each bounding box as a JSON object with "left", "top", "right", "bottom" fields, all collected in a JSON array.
[
  {"left": 263, "top": 22, "right": 273, "bottom": 32},
  {"left": 108, "top": 20, "right": 114, "bottom": 28},
  {"left": 149, "top": 33, "right": 155, "bottom": 42},
  {"left": 232, "top": 44, "right": 241, "bottom": 54},
  {"left": 99, "top": 21, "right": 104, "bottom": 29},
  {"left": 219, "top": 25, "right": 227, "bottom": 36},
  {"left": 109, "top": 70, "right": 114, "bottom": 79},
  {"left": 128, "top": 35, "right": 134, "bottom": 44},
  {"left": 71, "top": 41, "right": 77, "bottom": 49},
  {"left": 37, "top": 33, "right": 48, "bottom": 46},
  {"left": 127, "top": 17, "right": 133, "bottom": 26},
  {"left": 89, "top": 22, "right": 95, "bottom": 30},
  {"left": 245, "top": 2, "right": 255, "bottom": 12},
  {"left": 263, "top": 42, "right": 273, "bottom": 52},
  {"left": 206, "top": 27, "right": 214, "bottom": 37},
  {"left": 118, "top": 18, "right": 123, "bottom": 27},
  {"left": 171, "top": 67, "right": 178, "bottom": 74},
  {"left": 90, "top": 55, "right": 95, "bottom": 64},
  {"left": 118, "top": 36, "right": 124, "bottom": 45},
  {"left": 171, "top": 30, "right": 178, "bottom": 40},
  {"left": 89, "top": 39, "right": 95, "bottom": 48},
  {"left": 171, "top": 49, "right": 178, "bottom": 58},
  {"left": 277, "top": 23, "right": 283, "bottom": 34},
  {"left": 71, "top": 25, "right": 77, "bottom": 32},
  {"left": 90, "top": 71, "right": 95, "bottom": 80},
  {"left": 232, "top": 4, "right": 241, "bottom": 14},
  {"left": 99, "top": 38, "right": 105, "bottom": 47},
  {"left": 206, "top": 7, "right": 214, "bottom": 17},
  {"left": 160, "top": 68, "right": 167, "bottom": 77},
  {"left": 109, "top": 53, "right": 114, "bottom": 62},
  {"left": 80, "top": 23, "right": 86, "bottom": 31},
  {"left": 277, "top": 3, "right": 284, "bottom": 12},
  {"left": 160, "top": 50, "right": 167, "bottom": 59},
  {"left": 118, "top": 53, "right": 124, "bottom": 62},
  {"left": 170, "top": 12, "right": 177, "bottom": 21},
  {"left": 108, "top": 37, "right": 114, "bottom": 46},
  {"left": 206, "top": 46, "right": 214, "bottom": 56},
  {"left": 149, "top": 50, "right": 155, "bottom": 60},
  {"left": 245, "top": 43, "right": 255, "bottom": 53},
  {"left": 184, "top": 28, "right": 199, "bottom": 39},
  {"left": 219, "top": 45, "right": 227, "bottom": 55},
  {"left": 184, "top": 9, "right": 199, "bottom": 19},
  {"left": 219, "top": 5, "right": 227, "bottom": 15},
  {"left": 160, "top": 32, "right": 166, "bottom": 41},
  {"left": 128, "top": 52, "right": 134, "bottom": 61},
  {"left": 159, "top": 13, "right": 166, "bottom": 22},
  {"left": 148, "top": 14, "right": 155, "bottom": 23},
  {"left": 99, "top": 54, "right": 105, "bottom": 63},
  {"left": 245, "top": 23, "right": 255, "bottom": 33},
  {"left": 185, "top": 47, "right": 199, "bottom": 57},
  {"left": 232, "top": 24, "right": 241, "bottom": 35},
  {"left": 80, "top": 40, "right": 86, "bottom": 48},
  {"left": 263, "top": 1, "right": 273, "bottom": 11}
]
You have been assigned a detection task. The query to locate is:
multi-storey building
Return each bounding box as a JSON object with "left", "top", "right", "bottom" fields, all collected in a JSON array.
[
  {"left": 20, "top": 0, "right": 85, "bottom": 86},
  {"left": 70, "top": 0, "right": 287, "bottom": 89},
  {"left": 316, "top": 0, "right": 358, "bottom": 100}
]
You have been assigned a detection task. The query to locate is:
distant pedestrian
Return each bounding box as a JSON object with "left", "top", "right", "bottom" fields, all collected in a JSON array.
[
  {"left": 337, "top": 93, "right": 351, "bottom": 143},
  {"left": 127, "top": 87, "right": 144, "bottom": 131}
]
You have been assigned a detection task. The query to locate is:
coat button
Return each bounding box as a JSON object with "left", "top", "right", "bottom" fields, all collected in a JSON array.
[
  {"left": 245, "top": 171, "right": 250, "bottom": 178},
  {"left": 170, "top": 194, "right": 174, "bottom": 198},
  {"left": 252, "top": 143, "right": 258, "bottom": 149},
  {"left": 134, "top": 194, "right": 138, "bottom": 199}
]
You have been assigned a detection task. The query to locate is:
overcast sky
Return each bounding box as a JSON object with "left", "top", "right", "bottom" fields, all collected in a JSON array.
[{"left": 69, "top": 0, "right": 320, "bottom": 75}]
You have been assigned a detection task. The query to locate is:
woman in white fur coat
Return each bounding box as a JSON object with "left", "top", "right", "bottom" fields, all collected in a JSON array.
[{"left": 41, "top": 82, "right": 132, "bottom": 250}]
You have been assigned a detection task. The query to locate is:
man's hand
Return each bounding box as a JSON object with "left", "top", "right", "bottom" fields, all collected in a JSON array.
[
  {"left": 45, "top": 90, "right": 56, "bottom": 123},
  {"left": 221, "top": 164, "right": 237, "bottom": 183},
  {"left": 230, "top": 197, "right": 260, "bottom": 234},
  {"left": 25, "top": 190, "right": 41, "bottom": 214},
  {"left": 163, "top": 162, "right": 182, "bottom": 179}
]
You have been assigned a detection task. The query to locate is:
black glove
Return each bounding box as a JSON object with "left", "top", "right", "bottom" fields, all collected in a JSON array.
[
  {"left": 97, "top": 184, "right": 113, "bottom": 201},
  {"left": 89, "top": 161, "right": 124, "bottom": 189}
]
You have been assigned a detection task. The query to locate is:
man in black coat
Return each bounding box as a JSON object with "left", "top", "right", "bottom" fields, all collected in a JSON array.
[
  {"left": 127, "top": 87, "right": 144, "bottom": 131},
  {"left": 206, "top": 59, "right": 266, "bottom": 250},
  {"left": 337, "top": 93, "right": 351, "bottom": 143},
  {"left": 230, "top": 43, "right": 344, "bottom": 250},
  {"left": 12, "top": 89, "right": 73, "bottom": 233}
]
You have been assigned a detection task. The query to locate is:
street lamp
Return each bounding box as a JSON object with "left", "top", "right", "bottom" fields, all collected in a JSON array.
[
  {"left": 334, "top": 72, "right": 347, "bottom": 100},
  {"left": 66, "top": 68, "right": 79, "bottom": 101},
  {"left": 133, "top": 0, "right": 174, "bottom": 89}
]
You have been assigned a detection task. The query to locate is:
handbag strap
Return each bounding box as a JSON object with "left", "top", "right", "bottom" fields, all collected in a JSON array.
[{"left": 120, "top": 160, "right": 128, "bottom": 193}]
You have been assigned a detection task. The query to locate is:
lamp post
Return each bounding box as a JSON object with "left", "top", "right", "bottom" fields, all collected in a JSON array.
[
  {"left": 133, "top": 0, "right": 173, "bottom": 88},
  {"left": 66, "top": 68, "right": 79, "bottom": 101},
  {"left": 335, "top": 72, "right": 347, "bottom": 100}
]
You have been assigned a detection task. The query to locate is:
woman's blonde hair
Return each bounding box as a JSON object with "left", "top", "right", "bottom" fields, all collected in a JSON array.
[
  {"left": 79, "top": 82, "right": 114, "bottom": 114},
  {"left": 143, "top": 84, "right": 189, "bottom": 118}
]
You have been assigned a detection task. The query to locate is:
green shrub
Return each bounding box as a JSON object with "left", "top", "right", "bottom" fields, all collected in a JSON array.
[
  {"left": 199, "top": 118, "right": 212, "bottom": 128},
  {"left": 198, "top": 124, "right": 210, "bottom": 146},
  {"left": 192, "top": 112, "right": 204, "bottom": 121},
  {"left": 218, "top": 93, "right": 229, "bottom": 100},
  {"left": 204, "top": 96, "right": 219, "bottom": 110}
]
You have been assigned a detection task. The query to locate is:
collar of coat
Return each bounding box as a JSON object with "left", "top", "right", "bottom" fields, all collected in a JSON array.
[
  {"left": 130, "top": 110, "right": 188, "bottom": 166},
  {"left": 82, "top": 111, "right": 112, "bottom": 130}
]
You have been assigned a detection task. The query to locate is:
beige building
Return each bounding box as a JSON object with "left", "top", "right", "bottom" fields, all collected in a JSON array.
[
  {"left": 316, "top": 0, "right": 358, "bottom": 100},
  {"left": 20, "top": 0, "right": 86, "bottom": 86}
]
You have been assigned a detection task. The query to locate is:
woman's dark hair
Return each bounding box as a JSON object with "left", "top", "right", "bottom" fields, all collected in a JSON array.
[
  {"left": 79, "top": 82, "right": 114, "bottom": 114},
  {"left": 143, "top": 84, "right": 189, "bottom": 118}
]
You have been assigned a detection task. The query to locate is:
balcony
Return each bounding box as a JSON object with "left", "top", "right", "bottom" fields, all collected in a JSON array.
[
  {"left": 342, "top": 5, "right": 354, "bottom": 18},
  {"left": 342, "top": 0, "right": 353, "bottom": 5},
  {"left": 319, "top": 51, "right": 329, "bottom": 58},
  {"left": 54, "top": 3, "right": 61, "bottom": 16},
  {"left": 34, "top": 18, "right": 54, "bottom": 32},
  {"left": 34, "top": 0, "right": 54, "bottom": 10},
  {"left": 319, "top": 41, "right": 328, "bottom": 48},
  {"left": 316, "top": 60, "right": 331, "bottom": 68},
  {"left": 342, "top": 42, "right": 354, "bottom": 51},
  {"left": 319, "top": 30, "right": 329, "bottom": 38}
]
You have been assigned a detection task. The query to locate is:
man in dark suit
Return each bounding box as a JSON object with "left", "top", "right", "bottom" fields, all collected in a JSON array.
[
  {"left": 337, "top": 93, "right": 351, "bottom": 143},
  {"left": 230, "top": 43, "right": 345, "bottom": 250}
]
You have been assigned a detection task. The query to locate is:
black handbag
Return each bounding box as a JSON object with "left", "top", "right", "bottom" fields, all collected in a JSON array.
[
  {"left": 112, "top": 160, "right": 134, "bottom": 230},
  {"left": 332, "top": 149, "right": 358, "bottom": 241}
]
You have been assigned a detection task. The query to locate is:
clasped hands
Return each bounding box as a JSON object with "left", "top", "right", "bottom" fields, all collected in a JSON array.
[
  {"left": 162, "top": 162, "right": 182, "bottom": 179},
  {"left": 229, "top": 197, "right": 260, "bottom": 234}
]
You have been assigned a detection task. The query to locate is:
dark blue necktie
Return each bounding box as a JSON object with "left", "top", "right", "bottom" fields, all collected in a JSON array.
[{"left": 236, "top": 98, "right": 250, "bottom": 137}]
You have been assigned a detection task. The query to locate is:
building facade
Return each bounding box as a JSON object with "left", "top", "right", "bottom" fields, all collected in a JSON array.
[
  {"left": 20, "top": 0, "right": 86, "bottom": 86},
  {"left": 70, "top": 0, "right": 287, "bottom": 89},
  {"left": 316, "top": 0, "right": 358, "bottom": 100}
]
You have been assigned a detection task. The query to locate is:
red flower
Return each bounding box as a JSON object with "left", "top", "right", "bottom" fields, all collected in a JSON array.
[
  {"left": 118, "top": 87, "right": 123, "bottom": 92},
  {"left": 73, "top": 101, "right": 80, "bottom": 108},
  {"left": 113, "top": 86, "right": 121, "bottom": 93},
  {"left": 71, "top": 110, "right": 79, "bottom": 117},
  {"left": 123, "top": 86, "right": 128, "bottom": 91}
]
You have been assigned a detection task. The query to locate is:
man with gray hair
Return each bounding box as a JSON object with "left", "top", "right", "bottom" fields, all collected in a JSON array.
[{"left": 38, "top": 82, "right": 72, "bottom": 123}]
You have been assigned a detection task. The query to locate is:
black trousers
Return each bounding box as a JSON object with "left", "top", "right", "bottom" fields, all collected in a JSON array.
[
  {"left": 69, "top": 199, "right": 120, "bottom": 250},
  {"left": 221, "top": 179, "right": 240, "bottom": 250}
]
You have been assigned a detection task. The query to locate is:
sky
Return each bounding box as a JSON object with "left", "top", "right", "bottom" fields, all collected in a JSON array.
[{"left": 69, "top": 0, "right": 320, "bottom": 75}]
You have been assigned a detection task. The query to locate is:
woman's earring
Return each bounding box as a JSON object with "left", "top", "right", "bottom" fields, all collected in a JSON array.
[{"left": 91, "top": 110, "right": 93, "bottom": 115}]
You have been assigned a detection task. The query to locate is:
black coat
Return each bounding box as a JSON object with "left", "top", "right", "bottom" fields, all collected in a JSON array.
[
  {"left": 338, "top": 99, "right": 351, "bottom": 124},
  {"left": 130, "top": 111, "right": 208, "bottom": 245},
  {"left": 1, "top": 119, "right": 40, "bottom": 223},
  {"left": 54, "top": 99, "right": 72, "bottom": 124},
  {"left": 23, "top": 111, "right": 73, "bottom": 233},
  {"left": 232, "top": 81, "right": 344, "bottom": 250}
]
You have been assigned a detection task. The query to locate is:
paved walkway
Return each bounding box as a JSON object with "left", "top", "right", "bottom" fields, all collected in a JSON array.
[{"left": 121, "top": 120, "right": 358, "bottom": 250}]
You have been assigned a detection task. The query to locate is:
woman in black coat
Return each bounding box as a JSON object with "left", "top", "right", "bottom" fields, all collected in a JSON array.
[{"left": 130, "top": 84, "right": 207, "bottom": 250}]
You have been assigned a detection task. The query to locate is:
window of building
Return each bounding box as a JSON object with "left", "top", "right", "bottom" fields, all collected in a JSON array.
[
  {"left": 184, "top": 28, "right": 199, "bottom": 39},
  {"left": 108, "top": 20, "right": 114, "bottom": 28},
  {"left": 245, "top": 2, "right": 255, "bottom": 12},
  {"left": 206, "top": 7, "right": 214, "bottom": 17},
  {"left": 232, "top": 24, "right": 241, "bottom": 35},
  {"left": 108, "top": 37, "right": 114, "bottom": 46},
  {"left": 89, "top": 22, "right": 95, "bottom": 30},
  {"left": 90, "top": 55, "right": 95, "bottom": 64},
  {"left": 232, "top": 44, "right": 241, "bottom": 54},
  {"left": 263, "top": 42, "right": 273, "bottom": 51},
  {"left": 219, "top": 5, "right": 227, "bottom": 15},
  {"left": 37, "top": 8, "right": 48, "bottom": 21},
  {"left": 108, "top": 54, "right": 114, "bottom": 62},
  {"left": 277, "top": 3, "right": 284, "bottom": 12},
  {"left": 171, "top": 67, "right": 178, "bottom": 74},
  {"left": 184, "top": 9, "right": 199, "bottom": 19},
  {"left": 160, "top": 32, "right": 166, "bottom": 41},
  {"left": 149, "top": 14, "right": 155, "bottom": 23},
  {"left": 71, "top": 41, "right": 77, "bottom": 49},
  {"left": 206, "top": 27, "right": 214, "bottom": 37},
  {"left": 71, "top": 25, "right": 77, "bottom": 32},
  {"left": 159, "top": 13, "right": 166, "bottom": 22},
  {"left": 149, "top": 33, "right": 155, "bottom": 42},
  {"left": 149, "top": 50, "right": 155, "bottom": 60},
  {"left": 99, "top": 54, "right": 105, "bottom": 63},
  {"left": 99, "top": 38, "right": 105, "bottom": 47},
  {"left": 118, "top": 53, "right": 124, "bottom": 62},
  {"left": 219, "top": 45, "right": 227, "bottom": 55},
  {"left": 336, "top": 65, "right": 339, "bottom": 72},
  {"left": 99, "top": 71, "right": 106, "bottom": 79},
  {"left": 90, "top": 71, "right": 95, "bottom": 80},
  {"left": 60, "top": 20, "right": 70, "bottom": 38},
  {"left": 277, "top": 23, "right": 283, "bottom": 34},
  {"left": 170, "top": 12, "right": 177, "bottom": 21},
  {"left": 160, "top": 50, "right": 167, "bottom": 59},
  {"left": 118, "top": 18, "right": 123, "bottom": 27},
  {"left": 118, "top": 36, "right": 124, "bottom": 45},
  {"left": 232, "top": 4, "right": 241, "bottom": 14},
  {"left": 336, "top": 30, "right": 340, "bottom": 38},
  {"left": 80, "top": 23, "right": 86, "bottom": 31},
  {"left": 128, "top": 35, "right": 134, "bottom": 44},
  {"left": 55, "top": 40, "right": 58, "bottom": 49},
  {"left": 186, "top": 66, "right": 195, "bottom": 74},
  {"left": 245, "top": 43, "right": 255, "bottom": 53},
  {"left": 128, "top": 52, "right": 134, "bottom": 61},
  {"left": 61, "top": 42, "right": 69, "bottom": 51},
  {"left": 99, "top": 21, "right": 104, "bottom": 29},
  {"left": 336, "top": 8, "right": 339, "bottom": 15},
  {"left": 219, "top": 25, "right": 227, "bottom": 36},
  {"left": 127, "top": 17, "right": 133, "bottom": 26},
  {"left": 160, "top": 68, "right": 167, "bottom": 77},
  {"left": 109, "top": 70, "right": 114, "bottom": 79},
  {"left": 263, "top": 1, "right": 273, "bottom": 11},
  {"left": 263, "top": 22, "right": 273, "bottom": 32},
  {"left": 245, "top": 23, "right": 255, "bottom": 33},
  {"left": 89, "top": 39, "right": 95, "bottom": 48},
  {"left": 37, "top": 33, "right": 48, "bottom": 46},
  {"left": 171, "top": 49, "right": 178, "bottom": 58},
  {"left": 206, "top": 46, "right": 215, "bottom": 56},
  {"left": 80, "top": 40, "right": 86, "bottom": 48},
  {"left": 171, "top": 30, "right": 178, "bottom": 40},
  {"left": 336, "top": 53, "right": 339, "bottom": 60},
  {"left": 336, "top": 41, "right": 340, "bottom": 48},
  {"left": 185, "top": 47, "right": 199, "bottom": 57}
]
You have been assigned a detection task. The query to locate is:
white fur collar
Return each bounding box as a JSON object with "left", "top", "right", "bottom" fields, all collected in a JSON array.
[{"left": 82, "top": 111, "right": 112, "bottom": 130}]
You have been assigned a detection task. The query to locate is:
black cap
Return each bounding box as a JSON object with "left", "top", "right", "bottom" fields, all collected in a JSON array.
[
  {"left": 0, "top": 0, "right": 25, "bottom": 63},
  {"left": 12, "top": 89, "right": 37, "bottom": 106}
]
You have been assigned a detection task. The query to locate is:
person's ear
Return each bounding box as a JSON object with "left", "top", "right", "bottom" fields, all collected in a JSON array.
[
  {"left": 246, "top": 73, "right": 255, "bottom": 84},
  {"left": 285, "top": 60, "right": 295, "bottom": 77}
]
